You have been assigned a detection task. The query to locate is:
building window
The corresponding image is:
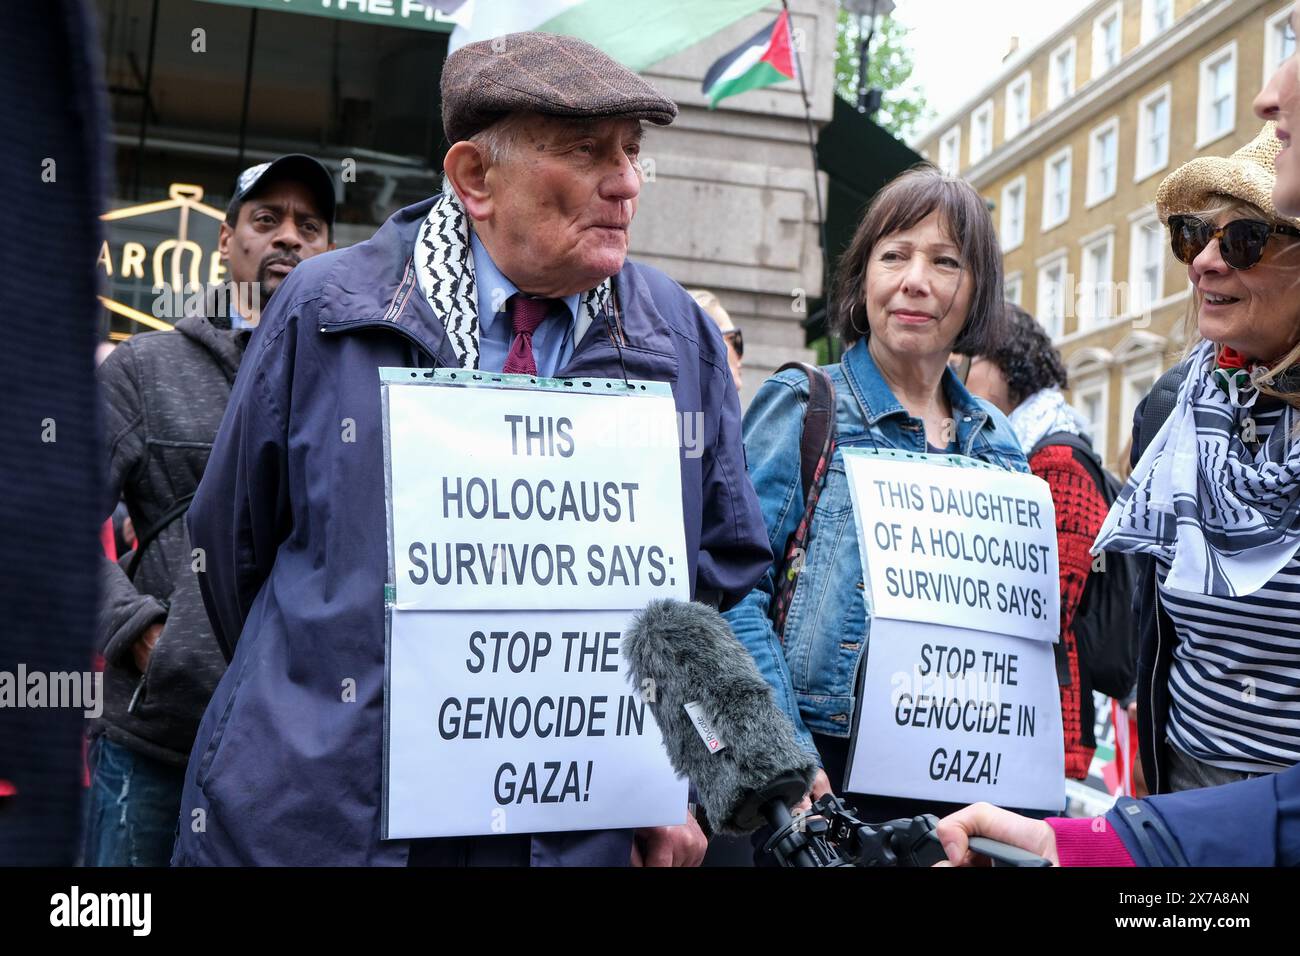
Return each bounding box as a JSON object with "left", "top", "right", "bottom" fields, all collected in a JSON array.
[
  {"left": 1265, "top": 7, "right": 1297, "bottom": 85},
  {"left": 1128, "top": 212, "right": 1165, "bottom": 318},
  {"left": 1048, "top": 37, "right": 1077, "bottom": 110},
  {"left": 1120, "top": 361, "right": 1162, "bottom": 444},
  {"left": 1005, "top": 71, "right": 1031, "bottom": 140},
  {"left": 1141, "top": 0, "right": 1173, "bottom": 44},
  {"left": 1087, "top": 118, "right": 1119, "bottom": 206},
  {"left": 1093, "top": 3, "right": 1123, "bottom": 78},
  {"left": 1036, "top": 253, "right": 1069, "bottom": 338},
  {"left": 1042, "top": 146, "right": 1072, "bottom": 231},
  {"left": 1005, "top": 271, "right": 1023, "bottom": 306},
  {"left": 938, "top": 125, "right": 961, "bottom": 175},
  {"left": 1078, "top": 231, "right": 1115, "bottom": 330},
  {"left": 1198, "top": 41, "right": 1237, "bottom": 147},
  {"left": 1001, "top": 176, "right": 1026, "bottom": 251},
  {"left": 1073, "top": 379, "right": 1110, "bottom": 464},
  {"left": 1135, "top": 84, "right": 1171, "bottom": 181},
  {"left": 970, "top": 99, "right": 994, "bottom": 164}
]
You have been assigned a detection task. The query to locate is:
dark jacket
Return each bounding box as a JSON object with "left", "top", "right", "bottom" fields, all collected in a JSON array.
[
  {"left": 96, "top": 311, "right": 248, "bottom": 765},
  {"left": 1109, "top": 760, "right": 1300, "bottom": 866},
  {"left": 173, "top": 197, "right": 771, "bottom": 865}
]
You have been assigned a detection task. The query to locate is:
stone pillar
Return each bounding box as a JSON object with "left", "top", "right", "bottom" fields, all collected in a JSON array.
[{"left": 631, "top": 0, "right": 834, "bottom": 407}]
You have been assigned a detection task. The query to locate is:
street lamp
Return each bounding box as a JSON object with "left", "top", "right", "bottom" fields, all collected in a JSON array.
[{"left": 842, "top": 0, "right": 896, "bottom": 117}]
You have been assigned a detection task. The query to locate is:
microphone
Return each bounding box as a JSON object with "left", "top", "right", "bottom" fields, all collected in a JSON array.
[{"left": 623, "top": 599, "right": 817, "bottom": 847}]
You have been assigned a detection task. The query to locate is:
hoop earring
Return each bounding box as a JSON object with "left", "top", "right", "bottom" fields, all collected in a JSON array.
[{"left": 848, "top": 306, "right": 869, "bottom": 339}]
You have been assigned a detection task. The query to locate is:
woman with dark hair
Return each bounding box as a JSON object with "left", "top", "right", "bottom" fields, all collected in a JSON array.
[
  {"left": 964, "top": 304, "right": 1110, "bottom": 785},
  {"left": 723, "top": 165, "right": 1028, "bottom": 826}
]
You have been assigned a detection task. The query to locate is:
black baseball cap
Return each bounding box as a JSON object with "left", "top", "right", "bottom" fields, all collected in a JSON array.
[{"left": 230, "top": 154, "right": 336, "bottom": 228}]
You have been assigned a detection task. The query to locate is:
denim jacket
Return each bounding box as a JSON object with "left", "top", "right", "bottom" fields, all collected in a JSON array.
[{"left": 723, "top": 339, "right": 1029, "bottom": 760}]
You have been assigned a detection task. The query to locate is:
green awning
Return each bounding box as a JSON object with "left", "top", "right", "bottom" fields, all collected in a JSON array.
[{"left": 193, "top": 0, "right": 457, "bottom": 34}]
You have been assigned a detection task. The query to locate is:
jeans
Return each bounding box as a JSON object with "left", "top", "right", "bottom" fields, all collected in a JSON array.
[{"left": 82, "top": 734, "right": 184, "bottom": 867}]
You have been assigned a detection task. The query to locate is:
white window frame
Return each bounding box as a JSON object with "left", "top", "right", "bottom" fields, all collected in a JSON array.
[
  {"left": 1042, "top": 145, "right": 1073, "bottom": 231},
  {"left": 938, "top": 125, "right": 962, "bottom": 175},
  {"left": 1000, "top": 175, "right": 1027, "bottom": 251},
  {"left": 1078, "top": 228, "right": 1116, "bottom": 331},
  {"left": 1120, "top": 358, "right": 1163, "bottom": 444},
  {"left": 1134, "top": 83, "right": 1172, "bottom": 182},
  {"left": 1072, "top": 377, "right": 1110, "bottom": 465},
  {"left": 1264, "top": 6, "right": 1297, "bottom": 88},
  {"left": 1127, "top": 209, "right": 1166, "bottom": 319},
  {"left": 1036, "top": 249, "right": 1070, "bottom": 339},
  {"left": 1140, "top": 0, "right": 1174, "bottom": 45},
  {"left": 1086, "top": 116, "right": 1120, "bottom": 207},
  {"left": 970, "top": 98, "right": 995, "bottom": 165},
  {"left": 1048, "top": 37, "right": 1077, "bottom": 110},
  {"left": 1092, "top": 3, "right": 1124, "bottom": 79},
  {"left": 1005, "top": 271, "right": 1023, "bottom": 306},
  {"left": 1197, "top": 40, "right": 1238, "bottom": 149},
  {"left": 1005, "top": 70, "right": 1031, "bottom": 140}
]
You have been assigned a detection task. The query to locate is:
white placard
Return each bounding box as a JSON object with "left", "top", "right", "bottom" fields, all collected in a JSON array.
[
  {"left": 385, "top": 608, "right": 687, "bottom": 839},
  {"left": 843, "top": 451, "right": 1060, "bottom": 643},
  {"left": 386, "top": 381, "right": 690, "bottom": 611},
  {"left": 382, "top": 374, "right": 692, "bottom": 839},
  {"left": 844, "top": 618, "right": 1064, "bottom": 810}
]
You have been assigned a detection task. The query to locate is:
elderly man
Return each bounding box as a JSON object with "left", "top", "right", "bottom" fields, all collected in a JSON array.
[
  {"left": 88, "top": 155, "right": 334, "bottom": 867},
  {"left": 174, "top": 33, "right": 770, "bottom": 866}
]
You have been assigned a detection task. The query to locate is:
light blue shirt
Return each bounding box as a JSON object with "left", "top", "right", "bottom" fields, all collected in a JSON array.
[
  {"left": 228, "top": 300, "right": 256, "bottom": 331},
  {"left": 470, "top": 232, "right": 584, "bottom": 377}
]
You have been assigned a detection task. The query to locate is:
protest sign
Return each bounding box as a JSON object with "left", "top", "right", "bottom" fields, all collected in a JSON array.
[
  {"left": 843, "top": 450, "right": 1059, "bottom": 642},
  {"left": 842, "top": 449, "right": 1064, "bottom": 810},
  {"left": 385, "top": 608, "right": 685, "bottom": 839},
  {"left": 385, "top": 372, "right": 690, "bottom": 611},
  {"left": 381, "top": 371, "right": 690, "bottom": 838}
]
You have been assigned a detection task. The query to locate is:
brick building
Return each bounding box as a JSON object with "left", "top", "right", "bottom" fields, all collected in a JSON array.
[{"left": 914, "top": 0, "right": 1295, "bottom": 467}]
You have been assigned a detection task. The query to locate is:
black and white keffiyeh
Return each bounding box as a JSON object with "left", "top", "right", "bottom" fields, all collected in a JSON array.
[
  {"left": 1093, "top": 339, "right": 1300, "bottom": 597},
  {"left": 413, "top": 186, "right": 613, "bottom": 369}
]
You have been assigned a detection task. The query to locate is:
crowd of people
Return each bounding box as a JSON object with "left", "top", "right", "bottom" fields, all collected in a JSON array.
[{"left": 32, "top": 5, "right": 1300, "bottom": 869}]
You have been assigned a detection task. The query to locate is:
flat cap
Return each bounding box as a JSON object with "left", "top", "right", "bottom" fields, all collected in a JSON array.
[{"left": 441, "top": 32, "right": 678, "bottom": 144}]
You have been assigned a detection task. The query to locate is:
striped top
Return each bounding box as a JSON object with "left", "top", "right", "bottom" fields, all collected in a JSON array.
[{"left": 1159, "top": 403, "right": 1300, "bottom": 773}]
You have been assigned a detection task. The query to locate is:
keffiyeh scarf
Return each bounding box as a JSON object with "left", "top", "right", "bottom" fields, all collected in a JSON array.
[
  {"left": 1093, "top": 339, "right": 1300, "bottom": 597},
  {"left": 413, "top": 186, "right": 613, "bottom": 370},
  {"left": 1009, "top": 386, "right": 1087, "bottom": 454}
]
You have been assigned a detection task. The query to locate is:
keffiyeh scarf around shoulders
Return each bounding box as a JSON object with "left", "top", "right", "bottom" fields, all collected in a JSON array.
[
  {"left": 413, "top": 185, "right": 613, "bottom": 370},
  {"left": 1093, "top": 339, "right": 1300, "bottom": 597}
]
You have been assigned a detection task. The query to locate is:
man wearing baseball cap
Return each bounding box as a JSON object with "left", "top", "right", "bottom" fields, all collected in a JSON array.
[
  {"left": 220, "top": 154, "right": 336, "bottom": 326},
  {"left": 176, "top": 33, "right": 769, "bottom": 866},
  {"left": 85, "top": 155, "right": 334, "bottom": 866}
]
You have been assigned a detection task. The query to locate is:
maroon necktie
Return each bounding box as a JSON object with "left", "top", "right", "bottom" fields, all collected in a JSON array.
[{"left": 501, "top": 295, "right": 553, "bottom": 376}]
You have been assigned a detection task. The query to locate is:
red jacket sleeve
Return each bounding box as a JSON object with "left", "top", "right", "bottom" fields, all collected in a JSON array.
[{"left": 1030, "top": 445, "right": 1111, "bottom": 779}]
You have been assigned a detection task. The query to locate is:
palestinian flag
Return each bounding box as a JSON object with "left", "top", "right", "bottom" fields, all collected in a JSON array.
[
  {"left": 449, "top": 0, "right": 772, "bottom": 73},
  {"left": 701, "top": 10, "right": 796, "bottom": 109}
]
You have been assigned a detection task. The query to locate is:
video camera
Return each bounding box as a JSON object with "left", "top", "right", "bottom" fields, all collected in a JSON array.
[{"left": 763, "top": 793, "right": 1051, "bottom": 867}]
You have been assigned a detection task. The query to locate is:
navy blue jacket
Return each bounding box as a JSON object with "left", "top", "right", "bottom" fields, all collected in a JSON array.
[
  {"left": 1109, "top": 761, "right": 1300, "bottom": 866},
  {"left": 173, "top": 198, "right": 771, "bottom": 865}
]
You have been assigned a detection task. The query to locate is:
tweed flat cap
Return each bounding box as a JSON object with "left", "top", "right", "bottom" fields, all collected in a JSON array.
[
  {"left": 441, "top": 32, "right": 678, "bottom": 144},
  {"left": 1156, "top": 123, "right": 1300, "bottom": 229}
]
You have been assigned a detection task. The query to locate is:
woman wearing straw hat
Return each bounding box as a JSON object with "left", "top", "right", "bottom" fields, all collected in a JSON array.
[
  {"left": 930, "top": 22, "right": 1300, "bottom": 864},
  {"left": 1092, "top": 122, "right": 1300, "bottom": 799}
]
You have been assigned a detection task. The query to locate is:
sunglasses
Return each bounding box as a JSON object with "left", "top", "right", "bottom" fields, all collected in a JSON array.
[
  {"left": 1168, "top": 214, "right": 1300, "bottom": 270},
  {"left": 723, "top": 328, "right": 743, "bottom": 359}
]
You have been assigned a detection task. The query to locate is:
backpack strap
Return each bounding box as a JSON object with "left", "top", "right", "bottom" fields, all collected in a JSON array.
[
  {"left": 1135, "top": 365, "right": 1187, "bottom": 463},
  {"left": 125, "top": 492, "right": 196, "bottom": 582},
  {"left": 768, "top": 362, "right": 837, "bottom": 643}
]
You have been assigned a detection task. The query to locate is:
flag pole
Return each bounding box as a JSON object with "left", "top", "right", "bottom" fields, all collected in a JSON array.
[{"left": 782, "top": 0, "right": 836, "bottom": 363}]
